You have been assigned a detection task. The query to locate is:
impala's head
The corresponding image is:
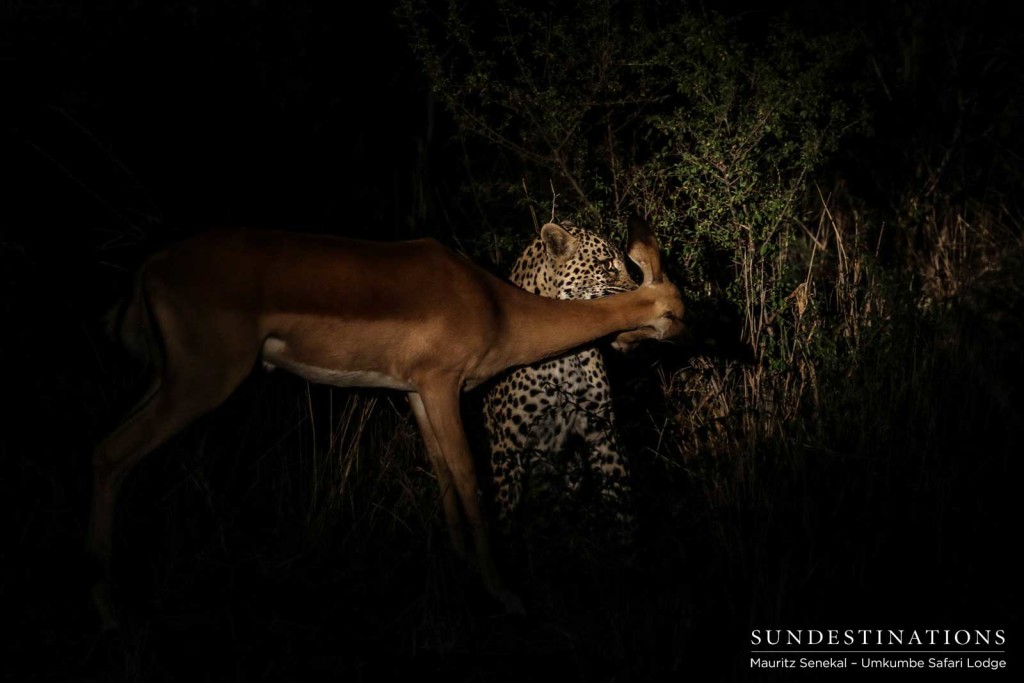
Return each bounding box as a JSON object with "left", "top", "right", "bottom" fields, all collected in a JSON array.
[
  {"left": 510, "top": 221, "right": 636, "bottom": 301},
  {"left": 611, "top": 216, "right": 685, "bottom": 351}
]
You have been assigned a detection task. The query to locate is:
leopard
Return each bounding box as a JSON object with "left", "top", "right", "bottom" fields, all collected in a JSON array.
[{"left": 484, "top": 220, "right": 638, "bottom": 544}]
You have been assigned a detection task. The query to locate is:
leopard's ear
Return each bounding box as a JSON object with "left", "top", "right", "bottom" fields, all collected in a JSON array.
[{"left": 540, "top": 223, "right": 579, "bottom": 264}]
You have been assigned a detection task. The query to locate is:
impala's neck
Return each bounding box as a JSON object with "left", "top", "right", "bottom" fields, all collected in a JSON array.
[{"left": 494, "top": 284, "right": 656, "bottom": 371}]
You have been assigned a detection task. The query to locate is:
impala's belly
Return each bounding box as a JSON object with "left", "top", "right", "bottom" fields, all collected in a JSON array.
[{"left": 260, "top": 337, "right": 414, "bottom": 391}]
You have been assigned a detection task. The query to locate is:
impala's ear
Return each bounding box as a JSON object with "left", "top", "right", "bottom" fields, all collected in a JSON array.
[
  {"left": 541, "top": 223, "right": 579, "bottom": 263},
  {"left": 626, "top": 215, "right": 663, "bottom": 284}
]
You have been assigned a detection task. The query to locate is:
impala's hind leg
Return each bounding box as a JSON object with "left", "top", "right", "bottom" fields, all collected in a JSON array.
[{"left": 89, "top": 344, "right": 257, "bottom": 628}]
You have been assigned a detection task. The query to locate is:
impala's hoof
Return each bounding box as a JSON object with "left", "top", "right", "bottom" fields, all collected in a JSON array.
[
  {"left": 497, "top": 589, "right": 527, "bottom": 617},
  {"left": 91, "top": 580, "right": 119, "bottom": 631}
]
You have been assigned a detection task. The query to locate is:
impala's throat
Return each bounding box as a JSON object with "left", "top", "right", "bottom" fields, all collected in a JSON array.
[{"left": 261, "top": 337, "right": 414, "bottom": 390}]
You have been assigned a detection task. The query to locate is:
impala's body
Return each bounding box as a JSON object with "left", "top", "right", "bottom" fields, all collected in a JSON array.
[
  {"left": 90, "top": 221, "right": 683, "bottom": 625},
  {"left": 143, "top": 230, "right": 504, "bottom": 391}
]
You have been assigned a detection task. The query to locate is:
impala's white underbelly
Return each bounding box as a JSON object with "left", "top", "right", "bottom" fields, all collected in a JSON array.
[{"left": 260, "top": 337, "right": 414, "bottom": 391}]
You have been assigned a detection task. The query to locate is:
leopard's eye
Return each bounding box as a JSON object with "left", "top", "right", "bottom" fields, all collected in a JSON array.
[{"left": 601, "top": 258, "right": 617, "bottom": 275}]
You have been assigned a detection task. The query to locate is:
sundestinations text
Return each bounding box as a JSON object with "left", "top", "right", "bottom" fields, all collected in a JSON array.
[{"left": 750, "top": 628, "right": 1005, "bottom": 647}]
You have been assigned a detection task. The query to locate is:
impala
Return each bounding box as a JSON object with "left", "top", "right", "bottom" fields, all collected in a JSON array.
[{"left": 89, "top": 217, "right": 684, "bottom": 624}]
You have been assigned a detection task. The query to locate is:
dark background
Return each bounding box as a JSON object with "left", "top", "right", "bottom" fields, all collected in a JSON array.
[{"left": 3, "top": 1, "right": 1021, "bottom": 681}]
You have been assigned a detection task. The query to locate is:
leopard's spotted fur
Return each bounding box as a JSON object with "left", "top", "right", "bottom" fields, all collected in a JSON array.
[{"left": 484, "top": 221, "right": 637, "bottom": 541}]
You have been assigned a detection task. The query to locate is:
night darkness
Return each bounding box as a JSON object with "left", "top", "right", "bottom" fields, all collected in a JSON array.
[{"left": 3, "top": 1, "right": 1023, "bottom": 681}]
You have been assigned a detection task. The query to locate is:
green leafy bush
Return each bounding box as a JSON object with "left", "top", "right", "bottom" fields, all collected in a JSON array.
[{"left": 401, "top": 0, "right": 869, "bottom": 446}]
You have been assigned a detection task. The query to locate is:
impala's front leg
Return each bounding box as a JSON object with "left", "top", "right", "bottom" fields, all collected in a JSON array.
[
  {"left": 417, "top": 383, "right": 525, "bottom": 616},
  {"left": 408, "top": 392, "right": 466, "bottom": 559}
]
